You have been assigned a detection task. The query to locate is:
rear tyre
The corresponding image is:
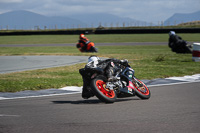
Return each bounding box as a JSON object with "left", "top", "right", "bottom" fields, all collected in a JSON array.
[
  {"left": 134, "top": 79, "right": 151, "bottom": 99},
  {"left": 91, "top": 76, "right": 116, "bottom": 103}
]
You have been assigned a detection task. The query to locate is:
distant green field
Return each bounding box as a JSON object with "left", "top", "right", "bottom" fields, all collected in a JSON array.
[
  {"left": 0, "top": 33, "right": 200, "bottom": 92},
  {"left": 0, "top": 33, "right": 200, "bottom": 44}
]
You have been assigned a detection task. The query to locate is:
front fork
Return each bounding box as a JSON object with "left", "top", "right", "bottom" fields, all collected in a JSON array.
[
  {"left": 132, "top": 77, "right": 143, "bottom": 87},
  {"left": 119, "top": 77, "right": 143, "bottom": 95}
]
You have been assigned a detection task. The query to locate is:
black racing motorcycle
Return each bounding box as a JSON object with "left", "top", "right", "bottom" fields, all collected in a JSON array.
[{"left": 79, "top": 63, "right": 151, "bottom": 103}]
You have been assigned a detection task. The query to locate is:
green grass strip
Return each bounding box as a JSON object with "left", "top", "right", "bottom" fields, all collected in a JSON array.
[
  {"left": 0, "top": 45, "right": 200, "bottom": 92},
  {"left": 0, "top": 33, "right": 200, "bottom": 44}
]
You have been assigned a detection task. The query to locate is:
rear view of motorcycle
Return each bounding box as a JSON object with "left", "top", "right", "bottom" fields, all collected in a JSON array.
[{"left": 79, "top": 63, "right": 151, "bottom": 103}]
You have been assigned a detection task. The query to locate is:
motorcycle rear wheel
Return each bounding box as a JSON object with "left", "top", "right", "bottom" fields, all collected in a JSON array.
[
  {"left": 91, "top": 76, "right": 116, "bottom": 103},
  {"left": 134, "top": 79, "right": 151, "bottom": 99}
]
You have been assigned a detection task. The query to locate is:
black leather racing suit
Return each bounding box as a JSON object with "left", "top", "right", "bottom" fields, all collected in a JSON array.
[
  {"left": 85, "top": 58, "right": 125, "bottom": 79},
  {"left": 168, "top": 34, "right": 191, "bottom": 53},
  {"left": 168, "top": 34, "right": 182, "bottom": 48},
  {"left": 80, "top": 58, "right": 128, "bottom": 98}
]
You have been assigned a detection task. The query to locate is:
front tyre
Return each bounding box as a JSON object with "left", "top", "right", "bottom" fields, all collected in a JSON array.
[
  {"left": 91, "top": 76, "right": 116, "bottom": 103},
  {"left": 134, "top": 79, "right": 151, "bottom": 99}
]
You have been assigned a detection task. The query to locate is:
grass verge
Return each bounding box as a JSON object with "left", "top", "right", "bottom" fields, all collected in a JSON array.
[
  {"left": 0, "top": 33, "right": 200, "bottom": 44},
  {"left": 0, "top": 33, "right": 199, "bottom": 92},
  {"left": 0, "top": 45, "right": 200, "bottom": 92}
]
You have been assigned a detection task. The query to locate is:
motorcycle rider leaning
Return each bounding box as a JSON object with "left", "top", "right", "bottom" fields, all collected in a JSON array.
[
  {"left": 79, "top": 55, "right": 129, "bottom": 99},
  {"left": 76, "top": 34, "right": 90, "bottom": 52},
  {"left": 168, "top": 31, "right": 192, "bottom": 53},
  {"left": 168, "top": 31, "right": 182, "bottom": 47}
]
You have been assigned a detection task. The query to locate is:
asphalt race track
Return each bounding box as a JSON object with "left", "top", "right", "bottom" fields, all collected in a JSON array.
[
  {"left": 0, "top": 56, "right": 88, "bottom": 74},
  {"left": 0, "top": 82, "right": 200, "bottom": 133},
  {"left": 0, "top": 42, "right": 200, "bottom": 133},
  {"left": 0, "top": 42, "right": 167, "bottom": 74}
]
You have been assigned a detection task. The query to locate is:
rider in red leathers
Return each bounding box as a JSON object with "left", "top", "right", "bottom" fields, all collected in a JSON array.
[{"left": 76, "top": 34, "right": 97, "bottom": 52}]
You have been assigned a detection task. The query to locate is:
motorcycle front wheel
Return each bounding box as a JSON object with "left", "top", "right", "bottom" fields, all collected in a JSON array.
[
  {"left": 91, "top": 76, "right": 116, "bottom": 103},
  {"left": 134, "top": 79, "right": 151, "bottom": 99}
]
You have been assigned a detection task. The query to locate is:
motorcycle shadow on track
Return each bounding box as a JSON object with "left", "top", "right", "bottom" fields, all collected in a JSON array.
[{"left": 52, "top": 97, "right": 140, "bottom": 104}]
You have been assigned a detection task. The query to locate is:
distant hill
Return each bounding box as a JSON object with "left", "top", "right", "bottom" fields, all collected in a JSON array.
[
  {"left": 164, "top": 10, "right": 200, "bottom": 26},
  {"left": 0, "top": 10, "right": 85, "bottom": 30},
  {"left": 69, "top": 13, "right": 149, "bottom": 27},
  {"left": 3, "top": 10, "right": 200, "bottom": 30},
  {"left": 0, "top": 10, "right": 151, "bottom": 30}
]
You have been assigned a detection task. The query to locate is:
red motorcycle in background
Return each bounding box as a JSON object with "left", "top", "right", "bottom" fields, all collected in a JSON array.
[
  {"left": 76, "top": 41, "right": 98, "bottom": 52},
  {"left": 76, "top": 34, "right": 98, "bottom": 52}
]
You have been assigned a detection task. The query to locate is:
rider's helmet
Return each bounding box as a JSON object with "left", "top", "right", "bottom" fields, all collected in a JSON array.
[
  {"left": 169, "top": 31, "right": 175, "bottom": 36},
  {"left": 88, "top": 55, "right": 100, "bottom": 63},
  {"left": 80, "top": 34, "right": 85, "bottom": 39}
]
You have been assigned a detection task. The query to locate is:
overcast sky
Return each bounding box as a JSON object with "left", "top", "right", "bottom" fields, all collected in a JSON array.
[{"left": 0, "top": 0, "right": 199, "bottom": 23}]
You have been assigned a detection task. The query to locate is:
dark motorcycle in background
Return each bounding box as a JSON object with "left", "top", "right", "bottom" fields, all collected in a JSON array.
[{"left": 79, "top": 63, "right": 151, "bottom": 103}]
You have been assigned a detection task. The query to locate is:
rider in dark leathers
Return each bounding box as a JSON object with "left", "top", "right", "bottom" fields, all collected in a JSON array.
[
  {"left": 79, "top": 56, "right": 129, "bottom": 99},
  {"left": 168, "top": 31, "right": 192, "bottom": 53}
]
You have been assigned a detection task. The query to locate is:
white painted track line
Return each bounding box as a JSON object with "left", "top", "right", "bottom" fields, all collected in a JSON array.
[{"left": 0, "top": 74, "right": 200, "bottom": 100}]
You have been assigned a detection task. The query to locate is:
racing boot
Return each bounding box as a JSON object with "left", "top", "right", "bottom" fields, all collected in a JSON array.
[{"left": 82, "top": 86, "right": 94, "bottom": 99}]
